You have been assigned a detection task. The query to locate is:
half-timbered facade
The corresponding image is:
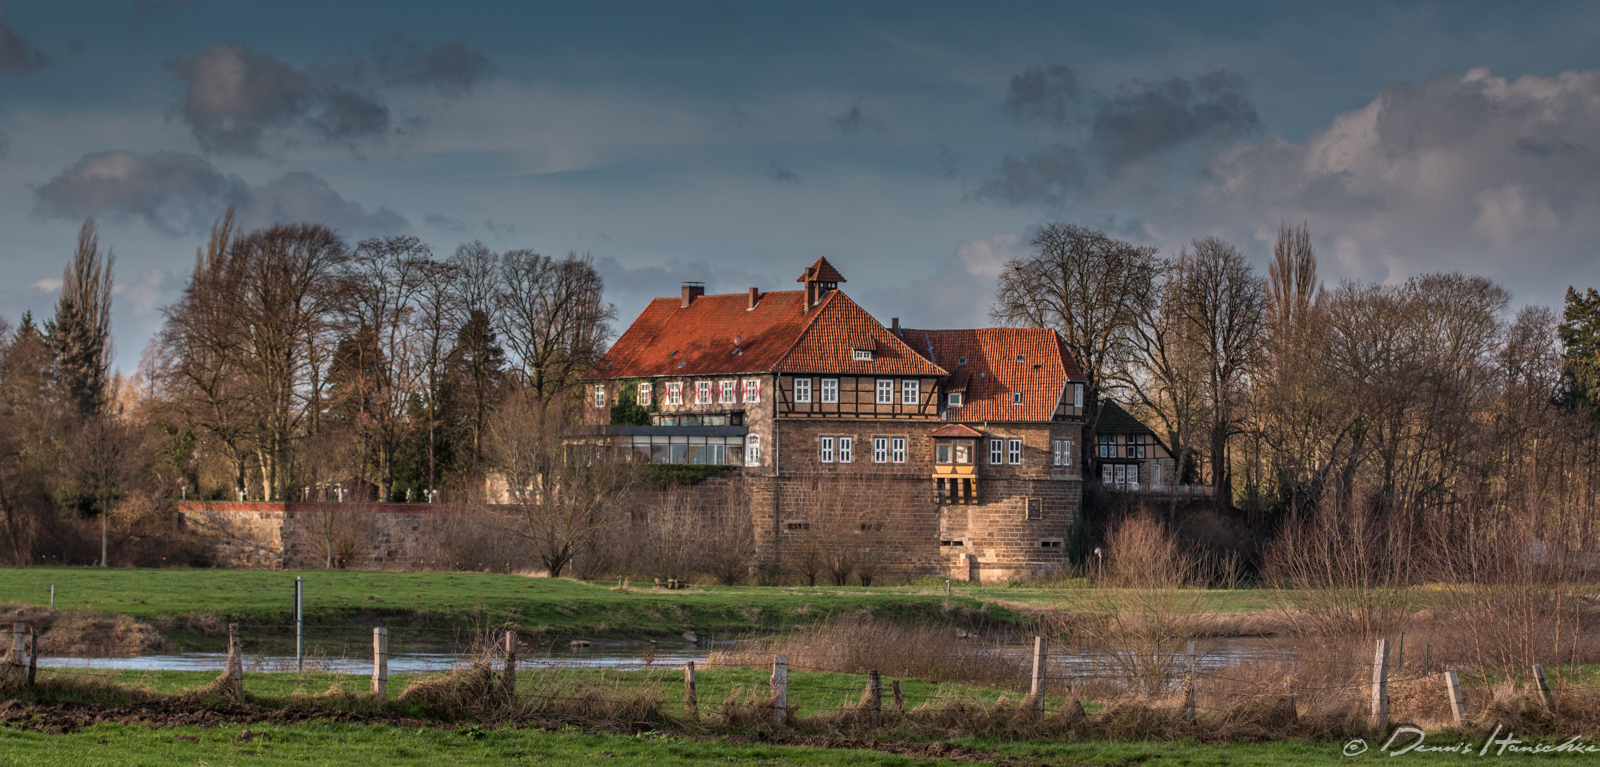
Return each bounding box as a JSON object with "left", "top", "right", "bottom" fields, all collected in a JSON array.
[{"left": 581, "top": 258, "right": 1089, "bottom": 581}]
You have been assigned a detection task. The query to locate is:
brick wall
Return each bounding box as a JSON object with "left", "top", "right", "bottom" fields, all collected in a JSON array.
[{"left": 177, "top": 501, "right": 482, "bottom": 570}]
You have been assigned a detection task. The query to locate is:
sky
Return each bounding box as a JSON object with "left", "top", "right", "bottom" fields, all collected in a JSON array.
[{"left": 3, "top": 0, "right": 1599, "bottom": 374}]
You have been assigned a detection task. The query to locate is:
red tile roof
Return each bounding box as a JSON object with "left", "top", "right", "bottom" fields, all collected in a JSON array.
[
  {"left": 899, "top": 327, "right": 1085, "bottom": 423},
  {"left": 928, "top": 423, "right": 983, "bottom": 438},
  {"left": 587, "top": 288, "right": 946, "bottom": 379},
  {"left": 797, "top": 256, "right": 846, "bottom": 284}
]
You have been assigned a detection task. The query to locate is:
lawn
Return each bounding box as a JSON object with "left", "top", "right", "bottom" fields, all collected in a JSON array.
[
  {"left": 0, "top": 568, "right": 1027, "bottom": 650},
  {"left": 0, "top": 722, "right": 1576, "bottom": 766}
]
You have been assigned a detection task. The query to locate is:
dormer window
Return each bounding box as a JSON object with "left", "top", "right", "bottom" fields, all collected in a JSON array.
[
  {"left": 1013, "top": 392, "right": 1023, "bottom": 405},
  {"left": 948, "top": 392, "right": 963, "bottom": 407},
  {"left": 958, "top": 357, "right": 967, "bottom": 366},
  {"left": 1016, "top": 354, "right": 1025, "bottom": 364},
  {"left": 854, "top": 349, "right": 873, "bottom": 361}
]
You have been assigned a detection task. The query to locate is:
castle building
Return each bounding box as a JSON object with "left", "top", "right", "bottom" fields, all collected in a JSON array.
[{"left": 581, "top": 258, "right": 1089, "bottom": 581}]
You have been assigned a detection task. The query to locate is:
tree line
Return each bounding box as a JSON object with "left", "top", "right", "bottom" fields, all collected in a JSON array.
[
  {"left": 0, "top": 212, "right": 616, "bottom": 565},
  {"left": 995, "top": 222, "right": 1600, "bottom": 573}
]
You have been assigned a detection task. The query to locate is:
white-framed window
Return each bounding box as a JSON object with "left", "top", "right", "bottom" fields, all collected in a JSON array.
[
  {"left": 1012, "top": 392, "right": 1023, "bottom": 405},
  {"left": 593, "top": 384, "right": 606, "bottom": 408},
  {"left": 821, "top": 378, "right": 839, "bottom": 403},
  {"left": 696, "top": 381, "right": 712, "bottom": 404},
  {"left": 720, "top": 380, "right": 736, "bottom": 404},
  {"left": 794, "top": 377, "right": 811, "bottom": 403},
  {"left": 989, "top": 438, "right": 1004, "bottom": 465},
  {"left": 1053, "top": 439, "right": 1071, "bottom": 467},
  {"left": 743, "top": 378, "right": 761, "bottom": 403},
  {"left": 891, "top": 437, "right": 906, "bottom": 463},
  {"left": 1098, "top": 434, "right": 1116, "bottom": 458},
  {"left": 936, "top": 443, "right": 951, "bottom": 463},
  {"left": 948, "top": 392, "right": 963, "bottom": 407},
  {"left": 902, "top": 379, "right": 919, "bottom": 405},
  {"left": 1073, "top": 383, "right": 1084, "bottom": 408},
  {"left": 1008, "top": 438, "right": 1023, "bottom": 464},
  {"left": 746, "top": 434, "right": 761, "bottom": 467},
  {"left": 1016, "top": 354, "right": 1025, "bottom": 363},
  {"left": 873, "top": 437, "right": 888, "bottom": 463},
  {"left": 820, "top": 436, "right": 834, "bottom": 463},
  {"left": 853, "top": 349, "right": 873, "bottom": 361},
  {"left": 666, "top": 381, "right": 683, "bottom": 405},
  {"left": 638, "top": 382, "right": 652, "bottom": 407},
  {"left": 876, "top": 379, "right": 894, "bottom": 404},
  {"left": 838, "top": 437, "right": 853, "bottom": 463}
]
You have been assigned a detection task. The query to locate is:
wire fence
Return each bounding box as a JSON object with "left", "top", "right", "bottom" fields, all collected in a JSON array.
[{"left": 3, "top": 617, "right": 1584, "bottom": 736}]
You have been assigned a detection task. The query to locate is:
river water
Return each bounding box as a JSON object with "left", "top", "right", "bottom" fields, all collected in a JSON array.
[{"left": 39, "top": 637, "right": 1292, "bottom": 675}]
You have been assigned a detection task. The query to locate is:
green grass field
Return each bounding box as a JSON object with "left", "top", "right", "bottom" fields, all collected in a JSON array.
[
  {"left": 0, "top": 721, "right": 1570, "bottom": 766},
  {"left": 2, "top": 568, "right": 1035, "bottom": 650}
]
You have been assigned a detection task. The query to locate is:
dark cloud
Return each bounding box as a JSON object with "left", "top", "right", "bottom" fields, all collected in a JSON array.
[
  {"left": 484, "top": 220, "right": 515, "bottom": 237},
  {"left": 830, "top": 104, "right": 884, "bottom": 136},
  {"left": 425, "top": 213, "right": 467, "bottom": 231},
  {"left": 1005, "top": 64, "right": 1081, "bottom": 125},
  {"left": 593, "top": 256, "right": 780, "bottom": 326},
  {"left": 32, "top": 150, "right": 248, "bottom": 234},
  {"left": 767, "top": 162, "right": 801, "bottom": 185},
  {"left": 1090, "top": 70, "right": 1262, "bottom": 168},
  {"left": 0, "top": 18, "right": 49, "bottom": 75},
  {"left": 167, "top": 43, "right": 321, "bottom": 155},
  {"left": 167, "top": 37, "right": 491, "bottom": 156},
  {"left": 973, "top": 144, "right": 1084, "bottom": 206},
  {"left": 32, "top": 150, "right": 406, "bottom": 237},
  {"left": 371, "top": 35, "right": 494, "bottom": 97},
  {"left": 1516, "top": 137, "right": 1585, "bottom": 158}
]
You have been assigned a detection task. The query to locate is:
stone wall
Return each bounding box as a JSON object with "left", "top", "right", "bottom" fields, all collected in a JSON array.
[{"left": 177, "top": 501, "right": 484, "bottom": 570}]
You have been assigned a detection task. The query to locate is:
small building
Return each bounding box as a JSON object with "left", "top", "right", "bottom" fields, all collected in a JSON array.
[{"left": 1092, "top": 400, "right": 1178, "bottom": 492}]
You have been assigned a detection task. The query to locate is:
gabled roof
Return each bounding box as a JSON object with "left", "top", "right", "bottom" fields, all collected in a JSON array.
[
  {"left": 797, "top": 256, "right": 846, "bottom": 284},
  {"left": 928, "top": 423, "right": 983, "bottom": 438},
  {"left": 1096, "top": 400, "right": 1156, "bottom": 436},
  {"left": 775, "top": 292, "right": 945, "bottom": 376},
  {"left": 899, "top": 326, "right": 1086, "bottom": 423},
  {"left": 587, "top": 288, "right": 946, "bottom": 379}
]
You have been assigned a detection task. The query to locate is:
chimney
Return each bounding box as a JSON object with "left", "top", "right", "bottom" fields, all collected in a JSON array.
[
  {"left": 891, "top": 317, "right": 900, "bottom": 335},
  {"left": 681, "top": 282, "right": 705, "bottom": 308},
  {"left": 748, "top": 287, "right": 761, "bottom": 310}
]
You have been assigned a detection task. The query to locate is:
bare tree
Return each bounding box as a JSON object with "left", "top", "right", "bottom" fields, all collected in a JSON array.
[
  {"left": 1124, "top": 256, "right": 1208, "bottom": 491},
  {"left": 413, "top": 259, "right": 463, "bottom": 500},
  {"left": 499, "top": 251, "right": 616, "bottom": 402},
  {"left": 992, "top": 223, "right": 1159, "bottom": 477},
  {"left": 1174, "top": 237, "right": 1265, "bottom": 506},
  {"left": 490, "top": 390, "right": 636, "bottom": 577}
]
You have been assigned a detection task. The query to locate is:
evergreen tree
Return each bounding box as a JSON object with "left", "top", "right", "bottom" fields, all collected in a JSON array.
[
  {"left": 1558, "top": 286, "right": 1600, "bottom": 411},
  {"left": 50, "top": 220, "right": 115, "bottom": 418}
]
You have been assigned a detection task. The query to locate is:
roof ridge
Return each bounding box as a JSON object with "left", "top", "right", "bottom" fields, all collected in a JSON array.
[{"left": 771, "top": 288, "right": 843, "bottom": 371}]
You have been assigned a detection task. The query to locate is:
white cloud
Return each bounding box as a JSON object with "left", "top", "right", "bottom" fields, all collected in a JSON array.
[
  {"left": 30, "top": 278, "right": 61, "bottom": 292},
  {"left": 1156, "top": 67, "right": 1600, "bottom": 295},
  {"left": 956, "top": 233, "right": 1025, "bottom": 278}
]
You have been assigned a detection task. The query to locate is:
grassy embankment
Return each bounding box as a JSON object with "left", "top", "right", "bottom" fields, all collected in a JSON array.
[{"left": 3, "top": 567, "right": 1050, "bottom": 652}]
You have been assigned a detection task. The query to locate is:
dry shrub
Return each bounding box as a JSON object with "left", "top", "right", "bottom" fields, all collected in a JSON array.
[
  {"left": 1053, "top": 516, "right": 1214, "bottom": 695},
  {"left": 37, "top": 613, "right": 166, "bottom": 657},
  {"left": 718, "top": 684, "right": 779, "bottom": 728},
  {"left": 709, "top": 611, "right": 1027, "bottom": 687},
  {"left": 1262, "top": 498, "right": 1412, "bottom": 638}
]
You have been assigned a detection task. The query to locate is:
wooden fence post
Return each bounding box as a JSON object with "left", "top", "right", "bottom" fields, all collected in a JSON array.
[
  {"left": 1532, "top": 665, "right": 1556, "bottom": 712},
  {"left": 1397, "top": 633, "right": 1405, "bottom": 670},
  {"left": 502, "top": 630, "right": 518, "bottom": 698},
  {"left": 892, "top": 679, "right": 904, "bottom": 716},
  {"left": 371, "top": 627, "right": 389, "bottom": 700},
  {"left": 1370, "top": 639, "right": 1389, "bottom": 733},
  {"left": 868, "top": 670, "right": 882, "bottom": 728},
  {"left": 1445, "top": 671, "right": 1467, "bottom": 727},
  {"left": 225, "top": 623, "right": 243, "bottom": 700},
  {"left": 1029, "top": 636, "right": 1047, "bottom": 719},
  {"left": 771, "top": 655, "right": 788, "bottom": 725},
  {"left": 26, "top": 626, "right": 37, "bottom": 687},
  {"left": 684, "top": 661, "right": 698, "bottom": 719},
  {"left": 1183, "top": 640, "right": 1197, "bottom": 721},
  {"left": 8, "top": 622, "right": 24, "bottom": 682}
]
